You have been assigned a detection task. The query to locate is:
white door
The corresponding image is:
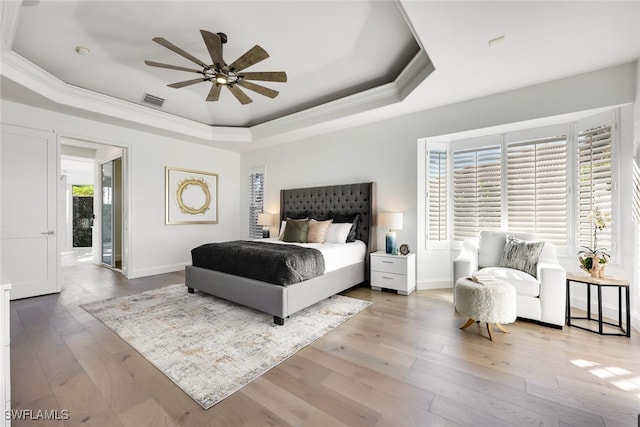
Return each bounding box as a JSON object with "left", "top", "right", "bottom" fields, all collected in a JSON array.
[{"left": 0, "top": 125, "right": 58, "bottom": 300}]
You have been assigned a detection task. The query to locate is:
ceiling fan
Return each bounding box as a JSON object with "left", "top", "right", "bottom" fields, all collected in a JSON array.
[{"left": 145, "top": 30, "right": 287, "bottom": 105}]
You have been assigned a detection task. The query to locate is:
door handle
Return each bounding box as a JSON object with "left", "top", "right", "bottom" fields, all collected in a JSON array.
[{"left": 40, "top": 230, "right": 55, "bottom": 235}]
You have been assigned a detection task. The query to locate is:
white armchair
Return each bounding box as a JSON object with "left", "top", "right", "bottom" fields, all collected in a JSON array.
[{"left": 453, "top": 230, "right": 566, "bottom": 328}]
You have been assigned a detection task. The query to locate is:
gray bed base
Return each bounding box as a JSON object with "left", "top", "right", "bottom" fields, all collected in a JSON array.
[
  {"left": 185, "top": 182, "right": 375, "bottom": 325},
  {"left": 186, "top": 261, "right": 365, "bottom": 325}
]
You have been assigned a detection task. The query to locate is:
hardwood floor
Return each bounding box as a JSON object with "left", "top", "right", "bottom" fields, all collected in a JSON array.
[{"left": 10, "top": 263, "right": 640, "bottom": 426}]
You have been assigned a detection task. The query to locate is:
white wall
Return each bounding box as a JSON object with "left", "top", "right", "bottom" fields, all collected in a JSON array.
[
  {"left": 0, "top": 100, "right": 242, "bottom": 279},
  {"left": 241, "top": 61, "right": 639, "bottom": 328},
  {"left": 241, "top": 121, "right": 415, "bottom": 250}
]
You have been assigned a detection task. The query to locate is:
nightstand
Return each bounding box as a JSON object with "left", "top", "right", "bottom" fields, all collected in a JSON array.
[{"left": 370, "top": 251, "right": 416, "bottom": 295}]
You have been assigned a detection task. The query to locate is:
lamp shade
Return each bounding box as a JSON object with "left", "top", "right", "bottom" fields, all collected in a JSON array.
[
  {"left": 257, "top": 213, "right": 275, "bottom": 226},
  {"left": 378, "top": 212, "right": 403, "bottom": 231}
]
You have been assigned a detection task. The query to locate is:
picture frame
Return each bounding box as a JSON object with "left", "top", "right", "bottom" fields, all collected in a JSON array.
[{"left": 165, "top": 167, "right": 218, "bottom": 224}]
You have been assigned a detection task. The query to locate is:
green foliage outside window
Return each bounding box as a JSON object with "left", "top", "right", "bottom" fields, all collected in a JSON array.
[{"left": 73, "top": 185, "right": 94, "bottom": 197}]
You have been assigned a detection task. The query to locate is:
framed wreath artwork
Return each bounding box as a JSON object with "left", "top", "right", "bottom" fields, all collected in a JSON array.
[{"left": 165, "top": 167, "right": 218, "bottom": 224}]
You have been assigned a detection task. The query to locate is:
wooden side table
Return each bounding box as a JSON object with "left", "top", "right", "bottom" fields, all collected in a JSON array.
[{"left": 566, "top": 273, "right": 630, "bottom": 337}]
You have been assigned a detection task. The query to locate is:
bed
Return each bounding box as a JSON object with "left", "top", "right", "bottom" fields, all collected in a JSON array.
[{"left": 185, "top": 182, "right": 375, "bottom": 324}]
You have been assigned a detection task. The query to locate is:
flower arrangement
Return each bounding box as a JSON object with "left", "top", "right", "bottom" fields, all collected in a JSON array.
[{"left": 578, "top": 206, "right": 611, "bottom": 278}]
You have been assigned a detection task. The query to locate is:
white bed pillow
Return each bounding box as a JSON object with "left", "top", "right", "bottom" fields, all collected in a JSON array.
[
  {"left": 278, "top": 220, "right": 286, "bottom": 240},
  {"left": 325, "top": 223, "right": 353, "bottom": 243}
]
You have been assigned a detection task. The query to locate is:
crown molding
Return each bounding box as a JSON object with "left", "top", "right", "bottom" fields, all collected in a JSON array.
[
  {"left": 0, "top": 0, "right": 432, "bottom": 150},
  {"left": 250, "top": 49, "right": 434, "bottom": 145},
  {"left": 2, "top": 46, "right": 433, "bottom": 148},
  {"left": 0, "top": 51, "right": 252, "bottom": 143}
]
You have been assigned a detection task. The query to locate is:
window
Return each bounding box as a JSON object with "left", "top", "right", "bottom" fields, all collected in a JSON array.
[
  {"left": 248, "top": 167, "right": 265, "bottom": 239},
  {"left": 426, "top": 145, "right": 448, "bottom": 246},
  {"left": 452, "top": 145, "right": 501, "bottom": 241},
  {"left": 506, "top": 134, "right": 567, "bottom": 246},
  {"left": 633, "top": 155, "right": 640, "bottom": 225},
  {"left": 577, "top": 123, "right": 613, "bottom": 250},
  {"left": 423, "top": 109, "right": 619, "bottom": 257}
]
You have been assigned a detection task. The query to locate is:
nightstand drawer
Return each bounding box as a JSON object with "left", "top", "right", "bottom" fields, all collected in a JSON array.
[
  {"left": 371, "top": 271, "right": 406, "bottom": 290},
  {"left": 371, "top": 256, "right": 406, "bottom": 274}
]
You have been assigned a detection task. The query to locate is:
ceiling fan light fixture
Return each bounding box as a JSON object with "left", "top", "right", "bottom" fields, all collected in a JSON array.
[
  {"left": 215, "top": 73, "right": 228, "bottom": 84},
  {"left": 145, "top": 29, "right": 286, "bottom": 104}
]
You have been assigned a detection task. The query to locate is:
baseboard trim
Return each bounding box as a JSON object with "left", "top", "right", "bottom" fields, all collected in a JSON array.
[
  {"left": 128, "top": 263, "right": 187, "bottom": 279},
  {"left": 417, "top": 279, "right": 452, "bottom": 290}
]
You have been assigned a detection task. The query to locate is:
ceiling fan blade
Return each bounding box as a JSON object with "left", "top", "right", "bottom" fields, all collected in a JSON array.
[
  {"left": 206, "top": 84, "right": 222, "bottom": 101},
  {"left": 240, "top": 71, "right": 287, "bottom": 83},
  {"left": 144, "top": 60, "right": 202, "bottom": 74},
  {"left": 228, "top": 45, "right": 269, "bottom": 72},
  {"left": 237, "top": 80, "right": 279, "bottom": 99},
  {"left": 227, "top": 85, "right": 253, "bottom": 104},
  {"left": 200, "top": 30, "right": 224, "bottom": 67},
  {"left": 152, "top": 37, "right": 208, "bottom": 68},
  {"left": 167, "top": 78, "right": 207, "bottom": 88}
]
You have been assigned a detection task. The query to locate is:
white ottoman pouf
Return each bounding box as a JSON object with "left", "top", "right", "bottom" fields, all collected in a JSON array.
[{"left": 455, "top": 276, "right": 516, "bottom": 341}]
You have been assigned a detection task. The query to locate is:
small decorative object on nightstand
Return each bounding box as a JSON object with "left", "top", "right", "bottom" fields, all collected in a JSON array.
[
  {"left": 378, "top": 212, "right": 403, "bottom": 254},
  {"left": 257, "top": 213, "right": 275, "bottom": 238},
  {"left": 370, "top": 251, "right": 415, "bottom": 295},
  {"left": 399, "top": 244, "right": 409, "bottom": 255}
]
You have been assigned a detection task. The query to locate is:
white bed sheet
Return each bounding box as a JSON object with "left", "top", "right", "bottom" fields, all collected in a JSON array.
[{"left": 256, "top": 238, "right": 367, "bottom": 273}]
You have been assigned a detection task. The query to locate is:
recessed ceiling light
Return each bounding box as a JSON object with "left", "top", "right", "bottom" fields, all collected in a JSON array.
[
  {"left": 488, "top": 35, "right": 506, "bottom": 46},
  {"left": 75, "top": 46, "right": 90, "bottom": 55}
]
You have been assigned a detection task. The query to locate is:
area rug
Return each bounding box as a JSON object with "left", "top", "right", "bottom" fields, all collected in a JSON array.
[{"left": 81, "top": 284, "right": 370, "bottom": 409}]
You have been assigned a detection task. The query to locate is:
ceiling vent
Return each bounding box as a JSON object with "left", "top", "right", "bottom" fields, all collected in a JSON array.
[{"left": 141, "top": 93, "right": 165, "bottom": 108}]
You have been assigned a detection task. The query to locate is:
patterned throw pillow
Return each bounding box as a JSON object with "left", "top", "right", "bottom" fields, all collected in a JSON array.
[{"left": 498, "top": 236, "right": 545, "bottom": 278}]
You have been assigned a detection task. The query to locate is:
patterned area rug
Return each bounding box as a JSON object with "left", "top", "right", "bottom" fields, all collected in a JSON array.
[{"left": 81, "top": 284, "right": 370, "bottom": 409}]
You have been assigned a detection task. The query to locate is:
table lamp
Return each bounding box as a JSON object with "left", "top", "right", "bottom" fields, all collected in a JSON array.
[
  {"left": 257, "top": 213, "right": 275, "bottom": 238},
  {"left": 378, "top": 212, "right": 403, "bottom": 254}
]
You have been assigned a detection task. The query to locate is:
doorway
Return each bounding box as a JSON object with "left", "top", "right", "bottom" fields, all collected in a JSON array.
[
  {"left": 72, "top": 184, "right": 94, "bottom": 248},
  {"left": 60, "top": 139, "right": 127, "bottom": 276},
  {"left": 60, "top": 154, "right": 95, "bottom": 267}
]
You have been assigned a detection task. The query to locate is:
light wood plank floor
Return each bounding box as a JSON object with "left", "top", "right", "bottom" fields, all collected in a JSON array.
[{"left": 10, "top": 263, "right": 640, "bottom": 426}]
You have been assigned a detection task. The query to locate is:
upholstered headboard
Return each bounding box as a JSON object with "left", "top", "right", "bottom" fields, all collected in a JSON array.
[{"left": 279, "top": 182, "right": 376, "bottom": 251}]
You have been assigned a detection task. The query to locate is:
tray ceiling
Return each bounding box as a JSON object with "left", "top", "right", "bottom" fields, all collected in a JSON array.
[
  {"left": 1, "top": 1, "right": 638, "bottom": 150},
  {"left": 10, "top": 0, "right": 421, "bottom": 127}
]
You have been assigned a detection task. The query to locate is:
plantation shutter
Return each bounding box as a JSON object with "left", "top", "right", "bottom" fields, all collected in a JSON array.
[
  {"left": 427, "top": 147, "right": 448, "bottom": 246},
  {"left": 506, "top": 135, "right": 567, "bottom": 246},
  {"left": 633, "top": 156, "right": 640, "bottom": 225},
  {"left": 248, "top": 167, "right": 265, "bottom": 239},
  {"left": 577, "top": 122, "right": 613, "bottom": 250},
  {"left": 452, "top": 145, "right": 501, "bottom": 241}
]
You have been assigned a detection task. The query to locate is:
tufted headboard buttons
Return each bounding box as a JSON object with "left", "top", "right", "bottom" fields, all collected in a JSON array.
[{"left": 280, "top": 183, "right": 375, "bottom": 252}]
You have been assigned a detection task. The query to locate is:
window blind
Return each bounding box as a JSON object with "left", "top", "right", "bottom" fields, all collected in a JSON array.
[
  {"left": 506, "top": 136, "right": 567, "bottom": 246},
  {"left": 633, "top": 157, "right": 640, "bottom": 225},
  {"left": 427, "top": 148, "right": 448, "bottom": 243},
  {"left": 248, "top": 169, "right": 265, "bottom": 239},
  {"left": 453, "top": 145, "right": 501, "bottom": 241},
  {"left": 577, "top": 124, "right": 612, "bottom": 249}
]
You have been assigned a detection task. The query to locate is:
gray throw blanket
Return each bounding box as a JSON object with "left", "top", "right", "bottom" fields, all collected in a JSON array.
[{"left": 191, "top": 241, "right": 325, "bottom": 286}]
